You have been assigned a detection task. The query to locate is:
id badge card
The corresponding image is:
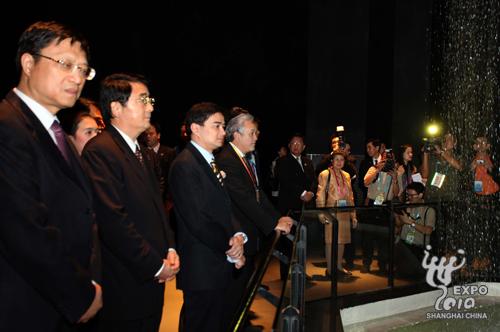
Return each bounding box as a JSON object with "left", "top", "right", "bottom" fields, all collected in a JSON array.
[
  {"left": 405, "top": 232, "right": 415, "bottom": 244},
  {"left": 374, "top": 193, "right": 384, "bottom": 205},
  {"left": 256, "top": 189, "right": 261, "bottom": 203},
  {"left": 337, "top": 199, "right": 347, "bottom": 207},
  {"left": 431, "top": 172, "right": 446, "bottom": 188},
  {"left": 474, "top": 180, "right": 483, "bottom": 193}
]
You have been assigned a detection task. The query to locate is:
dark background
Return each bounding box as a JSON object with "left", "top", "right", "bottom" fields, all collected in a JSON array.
[{"left": 0, "top": 1, "right": 434, "bottom": 167}]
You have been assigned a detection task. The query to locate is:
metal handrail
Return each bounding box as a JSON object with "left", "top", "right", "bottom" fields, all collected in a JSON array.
[{"left": 230, "top": 230, "right": 282, "bottom": 332}]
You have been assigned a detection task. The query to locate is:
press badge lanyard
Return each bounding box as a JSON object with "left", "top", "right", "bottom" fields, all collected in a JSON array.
[
  {"left": 237, "top": 154, "right": 260, "bottom": 202},
  {"left": 333, "top": 170, "right": 348, "bottom": 198}
]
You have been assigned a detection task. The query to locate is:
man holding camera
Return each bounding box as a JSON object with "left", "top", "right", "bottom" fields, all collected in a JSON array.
[
  {"left": 394, "top": 182, "right": 435, "bottom": 277},
  {"left": 360, "top": 139, "right": 399, "bottom": 274}
]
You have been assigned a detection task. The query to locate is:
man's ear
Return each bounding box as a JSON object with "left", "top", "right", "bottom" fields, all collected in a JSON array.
[
  {"left": 20, "top": 53, "right": 35, "bottom": 77},
  {"left": 110, "top": 101, "right": 122, "bottom": 119},
  {"left": 190, "top": 123, "right": 200, "bottom": 137}
]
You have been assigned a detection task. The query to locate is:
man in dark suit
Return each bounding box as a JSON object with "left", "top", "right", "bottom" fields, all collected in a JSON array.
[
  {"left": 215, "top": 112, "right": 293, "bottom": 321},
  {"left": 82, "top": 73, "right": 179, "bottom": 332},
  {"left": 142, "top": 122, "right": 176, "bottom": 205},
  {"left": 169, "top": 102, "right": 247, "bottom": 332},
  {"left": 0, "top": 21, "right": 102, "bottom": 331},
  {"left": 275, "top": 134, "right": 317, "bottom": 216},
  {"left": 275, "top": 134, "right": 317, "bottom": 279}
]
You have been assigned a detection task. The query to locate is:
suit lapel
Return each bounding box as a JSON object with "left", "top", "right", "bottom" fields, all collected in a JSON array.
[
  {"left": 227, "top": 145, "right": 255, "bottom": 187},
  {"left": 5, "top": 92, "right": 90, "bottom": 194},
  {"left": 187, "top": 143, "right": 226, "bottom": 192},
  {"left": 108, "top": 126, "right": 148, "bottom": 183},
  {"left": 289, "top": 154, "right": 303, "bottom": 173},
  {"left": 107, "top": 127, "right": 166, "bottom": 220}
]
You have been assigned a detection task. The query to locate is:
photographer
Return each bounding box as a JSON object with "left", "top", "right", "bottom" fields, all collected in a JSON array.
[
  {"left": 360, "top": 142, "right": 399, "bottom": 274},
  {"left": 394, "top": 182, "right": 435, "bottom": 278},
  {"left": 364, "top": 148, "right": 400, "bottom": 203},
  {"left": 421, "top": 133, "right": 463, "bottom": 202}
]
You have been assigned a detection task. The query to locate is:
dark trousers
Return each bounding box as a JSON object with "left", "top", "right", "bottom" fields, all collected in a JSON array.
[
  {"left": 278, "top": 236, "right": 292, "bottom": 280},
  {"left": 180, "top": 289, "right": 229, "bottom": 332},
  {"left": 224, "top": 255, "right": 255, "bottom": 327},
  {"left": 362, "top": 200, "right": 389, "bottom": 269},
  {"left": 93, "top": 312, "right": 162, "bottom": 332},
  {"left": 344, "top": 228, "right": 357, "bottom": 266},
  {"left": 362, "top": 231, "right": 388, "bottom": 269},
  {"left": 394, "top": 241, "right": 426, "bottom": 277}
]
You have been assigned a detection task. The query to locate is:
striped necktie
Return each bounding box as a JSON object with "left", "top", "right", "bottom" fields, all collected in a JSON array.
[{"left": 210, "top": 159, "right": 224, "bottom": 185}]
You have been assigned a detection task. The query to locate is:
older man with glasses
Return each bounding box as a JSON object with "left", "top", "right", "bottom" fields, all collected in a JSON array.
[{"left": 0, "top": 21, "right": 102, "bottom": 331}]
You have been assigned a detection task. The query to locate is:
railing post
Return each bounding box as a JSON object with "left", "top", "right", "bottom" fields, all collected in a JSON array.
[{"left": 279, "top": 306, "right": 301, "bottom": 332}]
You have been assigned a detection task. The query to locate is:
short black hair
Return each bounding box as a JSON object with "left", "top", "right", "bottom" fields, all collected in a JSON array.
[
  {"left": 406, "top": 182, "right": 425, "bottom": 195},
  {"left": 289, "top": 133, "right": 305, "bottom": 143},
  {"left": 185, "top": 102, "right": 225, "bottom": 137},
  {"left": 16, "top": 21, "right": 90, "bottom": 73},
  {"left": 99, "top": 73, "right": 148, "bottom": 124},
  {"left": 366, "top": 138, "right": 381, "bottom": 148}
]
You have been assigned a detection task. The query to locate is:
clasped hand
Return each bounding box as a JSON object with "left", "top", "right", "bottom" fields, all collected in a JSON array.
[{"left": 226, "top": 235, "right": 246, "bottom": 269}]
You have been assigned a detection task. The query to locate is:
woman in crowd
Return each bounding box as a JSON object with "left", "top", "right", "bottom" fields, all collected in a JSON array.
[
  {"left": 396, "top": 144, "right": 418, "bottom": 201},
  {"left": 316, "top": 150, "right": 358, "bottom": 277}
]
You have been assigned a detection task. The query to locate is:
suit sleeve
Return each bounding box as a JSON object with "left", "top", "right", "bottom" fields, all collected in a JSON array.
[
  {"left": 82, "top": 146, "right": 163, "bottom": 282},
  {"left": 316, "top": 171, "right": 327, "bottom": 208},
  {"left": 219, "top": 157, "right": 278, "bottom": 236},
  {"left": 0, "top": 122, "right": 94, "bottom": 323},
  {"left": 169, "top": 160, "right": 232, "bottom": 254}
]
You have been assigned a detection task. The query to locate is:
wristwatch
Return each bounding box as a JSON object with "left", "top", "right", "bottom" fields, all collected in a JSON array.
[{"left": 411, "top": 222, "right": 416, "bottom": 228}]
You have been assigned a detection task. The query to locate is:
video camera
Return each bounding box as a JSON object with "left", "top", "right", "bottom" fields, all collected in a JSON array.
[
  {"left": 336, "top": 126, "right": 346, "bottom": 149},
  {"left": 422, "top": 137, "right": 441, "bottom": 153},
  {"left": 381, "top": 148, "right": 395, "bottom": 172}
]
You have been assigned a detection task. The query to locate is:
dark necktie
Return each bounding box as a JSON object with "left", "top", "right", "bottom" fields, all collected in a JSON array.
[
  {"left": 245, "top": 154, "right": 259, "bottom": 185},
  {"left": 296, "top": 155, "right": 304, "bottom": 171},
  {"left": 135, "top": 144, "right": 144, "bottom": 166},
  {"left": 50, "top": 120, "right": 71, "bottom": 164},
  {"left": 210, "top": 159, "right": 224, "bottom": 185}
]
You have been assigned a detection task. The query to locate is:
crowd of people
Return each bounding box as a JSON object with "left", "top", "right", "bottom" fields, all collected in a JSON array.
[{"left": 1, "top": 20, "right": 498, "bottom": 332}]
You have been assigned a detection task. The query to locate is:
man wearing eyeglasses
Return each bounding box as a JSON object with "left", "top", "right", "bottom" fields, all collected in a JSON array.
[
  {"left": 81, "top": 73, "right": 179, "bottom": 331},
  {"left": 394, "top": 182, "right": 436, "bottom": 278},
  {"left": 0, "top": 21, "right": 102, "bottom": 331}
]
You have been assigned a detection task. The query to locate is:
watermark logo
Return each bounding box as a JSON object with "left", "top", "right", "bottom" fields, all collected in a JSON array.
[{"left": 422, "top": 245, "right": 488, "bottom": 319}]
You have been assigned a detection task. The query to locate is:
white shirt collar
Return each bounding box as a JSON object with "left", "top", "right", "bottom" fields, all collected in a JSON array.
[
  {"left": 112, "top": 125, "right": 140, "bottom": 153},
  {"left": 190, "top": 140, "right": 214, "bottom": 165},
  {"left": 13, "top": 88, "right": 58, "bottom": 143},
  {"left": 152, "top": 142, "right": 160, "bottom": 153},
  {"left": 229, "top": 142, "right": 246, "bottom": 158}
]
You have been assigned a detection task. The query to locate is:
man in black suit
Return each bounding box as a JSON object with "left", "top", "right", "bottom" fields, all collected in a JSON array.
[
  {"left": 169, "top": 102, "right": 247, "bottom": 332},
  {"left": 0, "top": 21, "right": 102, "bottom": 331},
  {"left": 142, "top": 122, "right": 176, "bottom": 206},
  {"left": 275, "top": 134, "right": 317, "bottom": 216},
  {"left": 275, "top": 134, "right": 317, "bottom": 279},
  {"left": 215, "top": 112, "right": 293, "bottom": 320},
  {"left": 82, "top": 73, "right": 179, "bottom": 332}
]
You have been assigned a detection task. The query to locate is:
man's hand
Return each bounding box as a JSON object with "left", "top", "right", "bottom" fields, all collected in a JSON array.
[
  {"left": 235, "top": 255, "right": 246, "bottom": 269},
  {"left": 167, "top": 250, "right": 180, "bottom": 273},
  {"left": 275, "top": 216, "right": 293, "bottom": 235},
  {"left": 78, "top": 282, "right": 103, "bottom": 323},
  {"left": 157, "top": 259, "right": 177, "bottom": 283},
  {"left": 376, "top": 160, "right": 386, "bottom": 172},
  {"left": 226, "top": 235, "right": 245, "bottom": 260},
  {"left": 300, "top": 191, "right": 314, "bottom": 202},
  {"left": 352, "top": 218, "right": 358, "bottom": 229}
]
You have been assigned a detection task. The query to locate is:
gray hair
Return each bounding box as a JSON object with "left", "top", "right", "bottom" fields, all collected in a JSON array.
[{"left": 226, "top": 113, "right": 254, "bottom": 142}]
